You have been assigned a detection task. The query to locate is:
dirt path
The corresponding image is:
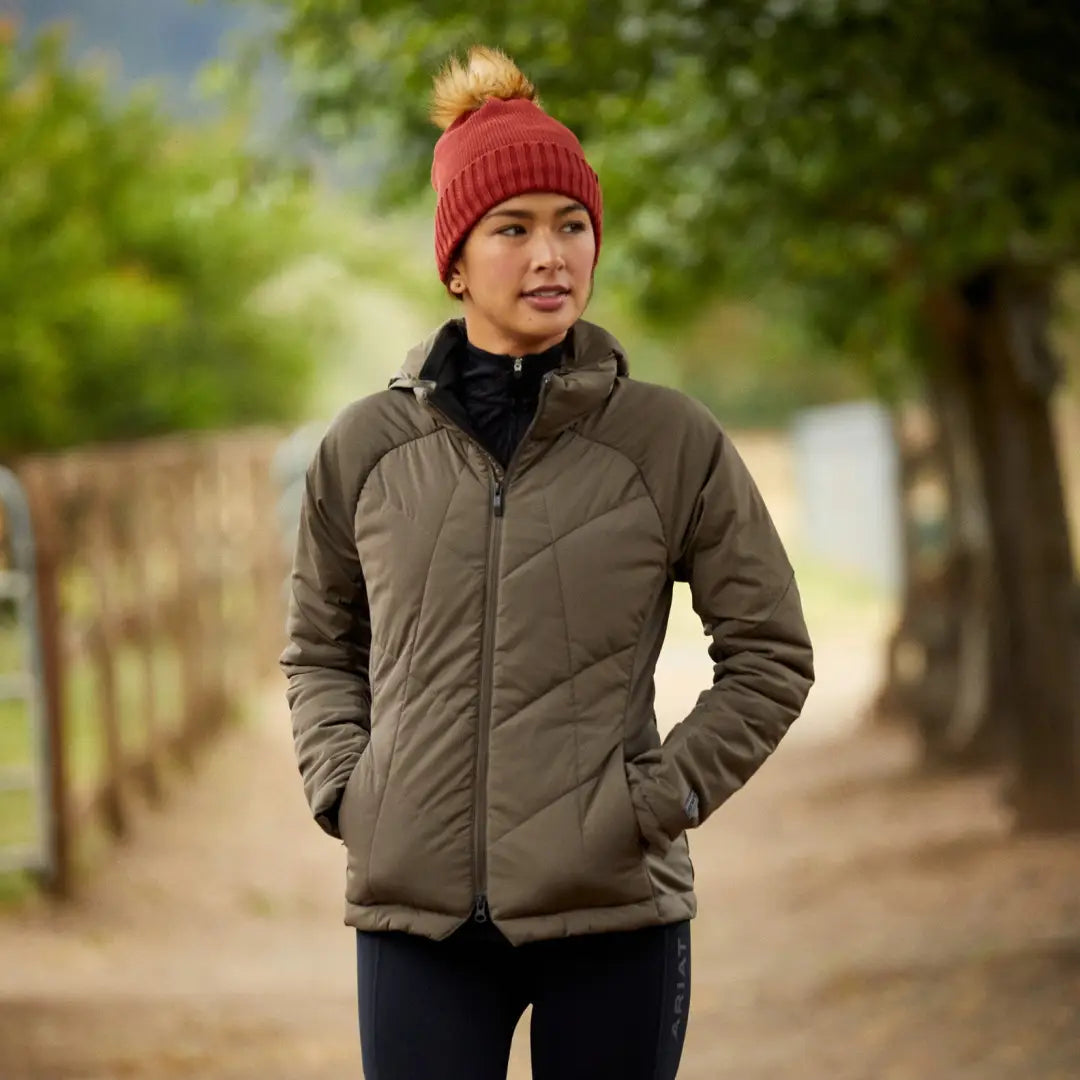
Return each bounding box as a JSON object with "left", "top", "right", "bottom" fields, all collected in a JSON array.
[{"left": 1, "top": 632, "right": 1079, "bottom": 1079}]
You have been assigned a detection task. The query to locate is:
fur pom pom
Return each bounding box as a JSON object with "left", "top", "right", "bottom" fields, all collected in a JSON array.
[{"left": 430, "top": 45, "right": 538, "bottom": 131}]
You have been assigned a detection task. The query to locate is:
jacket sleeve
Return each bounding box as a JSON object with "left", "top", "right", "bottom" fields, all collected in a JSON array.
[
  {"left": 627, "top": 420, "right": 814, "bottom": 851},
  {"left": 279, "top": 422, "right": 372, "bottom": 839}
]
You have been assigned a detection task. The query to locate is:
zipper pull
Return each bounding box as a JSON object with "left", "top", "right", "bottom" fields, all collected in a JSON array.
[
  {"left": 493, "top": 482, "right": 505, "bottom": 517},
  {"left": 513, "top": 357, "right": 523, "bottom": 377},
  {"left": 474, "top": 894, "right": 489, "bottom": 923}
]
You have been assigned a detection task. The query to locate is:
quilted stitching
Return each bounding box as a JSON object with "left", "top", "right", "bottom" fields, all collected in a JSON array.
[
  {"left": 501, "top": 493, "right": 653, "bottom": 581},
  {"left": 489, "top": 747, "right": 613, "bottom": 849},
  {"left": 492, "top": 641, "right": 637, "bottom": 728}
]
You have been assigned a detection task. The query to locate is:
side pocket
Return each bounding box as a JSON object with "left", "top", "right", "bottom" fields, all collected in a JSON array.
[
  {"left": 615, "top": 753, "right": 657, "bottom": 906},
  {"left": 342, "top": 638, "right": 381, "bottom": 904},
  {"left": 625, "top": 758, "right": 676, "bottom": 856},
  {"left": 339, "top": 750, "right": 378, "bottom": 904},
  {"left": 621, "top": 760, "right": 648, "bottom": 852},
  {"left": 572, "top": 746, "right": 653, "bottom": 908},
  {"left": 338, "top": 754, "right": 366, "bottom": 835}
]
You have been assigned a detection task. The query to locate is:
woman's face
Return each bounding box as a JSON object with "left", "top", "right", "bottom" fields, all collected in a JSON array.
[{"left": 450, "top": 191, "right": 596, "bottom": 355}]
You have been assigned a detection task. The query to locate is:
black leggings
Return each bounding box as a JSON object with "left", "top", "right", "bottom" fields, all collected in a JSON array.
[{"left": 356, "top": 918, "right": 691, "bottom": 1079}]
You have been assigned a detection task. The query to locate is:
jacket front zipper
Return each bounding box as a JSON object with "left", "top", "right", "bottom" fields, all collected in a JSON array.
[
  {"left": 473, "top": 467, "right": 504, "bottom": 922},
  {"left": 465, "top": 372, "right": 556, "bottom": 925}
]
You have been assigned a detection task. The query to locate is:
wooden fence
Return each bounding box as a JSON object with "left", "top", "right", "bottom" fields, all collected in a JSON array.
[{"left": 14, "top": 430, "right": 288, "bottom": 895}]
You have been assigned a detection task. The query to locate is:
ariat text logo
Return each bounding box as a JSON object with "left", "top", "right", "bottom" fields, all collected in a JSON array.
[{"left": 670, "top": 935, "right": 689, "bottom": 1040}]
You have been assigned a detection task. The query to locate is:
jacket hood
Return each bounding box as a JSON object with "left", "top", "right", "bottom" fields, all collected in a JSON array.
[{"left": 389, "top": 318, "right": 630, "bottom": 440}]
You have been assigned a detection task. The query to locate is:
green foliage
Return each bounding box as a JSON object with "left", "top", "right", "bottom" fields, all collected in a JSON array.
[
  {"left": 0, "top": 23, "right": 325, "bottom": 457},
  {"left": 258, "top": 0, "right": 1080, "bottom": 388}
]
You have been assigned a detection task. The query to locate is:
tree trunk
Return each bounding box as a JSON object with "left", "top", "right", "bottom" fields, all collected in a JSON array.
[
  {"left": 929, "top": 264, "right": 1080, "bottom": 829},
  {"left": 874, "top": 402, "right": 943, "bottom": 724},
  {"left": 878, "top": 390, "right": 1003, "bottom": 768},
  {"left": 922, "top": 355, "right": 1006, "bottom": 766}
]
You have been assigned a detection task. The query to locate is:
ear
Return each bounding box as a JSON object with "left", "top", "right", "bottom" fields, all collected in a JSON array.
[{"left": 447, "top": 247, "right": 468, "bottom": 297}]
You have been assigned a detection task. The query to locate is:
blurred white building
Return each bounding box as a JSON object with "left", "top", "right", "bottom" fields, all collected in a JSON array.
[{"left": 792, "top": 400, "right": 903, "bottom": 592}]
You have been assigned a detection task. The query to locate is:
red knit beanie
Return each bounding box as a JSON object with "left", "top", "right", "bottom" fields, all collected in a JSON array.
[{"left": 430, "top": 48, "right": 603, "bottom": 283}]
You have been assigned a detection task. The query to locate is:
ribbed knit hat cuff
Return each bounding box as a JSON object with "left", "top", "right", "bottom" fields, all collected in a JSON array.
[{"left": 434, "top": 140, "right": 603, "bottom": 282}]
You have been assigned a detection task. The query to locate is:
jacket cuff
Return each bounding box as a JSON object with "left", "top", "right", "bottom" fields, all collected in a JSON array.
[{"left": 626, "top": 750, "right": 699, "bottom": 853}]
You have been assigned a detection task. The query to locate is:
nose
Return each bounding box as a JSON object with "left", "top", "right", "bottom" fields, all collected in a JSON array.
[{"left": 530, "top": 227, "right": 566, "bottom": 270}]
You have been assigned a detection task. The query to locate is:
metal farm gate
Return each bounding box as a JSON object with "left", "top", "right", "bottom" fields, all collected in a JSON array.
[{"left": 0, "top": 466, "right": 54, "bottom": 884}]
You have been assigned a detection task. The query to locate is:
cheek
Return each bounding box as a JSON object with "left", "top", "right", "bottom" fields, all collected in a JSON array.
[
  {"left": 477, "top": 248, "right": 524, "bottom": 296},
  {"left": 573, "top": 235, "right": 597, "bottom": 273},
  {"left": 572, "top": 246, "right": 596, "bottom": 289}
]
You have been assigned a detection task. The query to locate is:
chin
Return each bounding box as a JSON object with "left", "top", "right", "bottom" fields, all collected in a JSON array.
[{"left": 518, "top": 305, "right": 579, "bottom": 335}]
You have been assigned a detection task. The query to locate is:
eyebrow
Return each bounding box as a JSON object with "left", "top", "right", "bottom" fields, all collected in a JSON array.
[{"left": 482, "top": 202, "right": 588, "bottom": 222}]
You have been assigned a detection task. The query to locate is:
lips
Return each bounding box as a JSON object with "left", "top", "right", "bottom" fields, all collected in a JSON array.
[{"left": 523, "top": 286, "right": 570, "bottom": 297}]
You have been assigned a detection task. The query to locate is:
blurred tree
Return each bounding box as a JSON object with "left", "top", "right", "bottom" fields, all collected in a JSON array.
[
  {"left": 0, "top": 22, "right": 324, "bottom": 456},
  {"left": 259, "top": 0, "right": 1080, "bottom": 826}
]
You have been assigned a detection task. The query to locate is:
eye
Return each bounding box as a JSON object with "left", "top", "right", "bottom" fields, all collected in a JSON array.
[
  {"left": 563, "top": 220, "right": 588, "bottom": 233},
  {"left": 497, "top": 224, "right": 526, "bottom": 236}
]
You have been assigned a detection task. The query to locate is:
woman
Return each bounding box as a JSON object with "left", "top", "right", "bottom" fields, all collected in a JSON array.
[{"left": 282, "top": 46, "right": 814, "bottom": 1080}]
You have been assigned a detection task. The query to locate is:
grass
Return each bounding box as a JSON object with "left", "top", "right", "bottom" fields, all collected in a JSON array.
[
  {"left": 0, "top": 618, "right": 34, "bottom": 773},
  {"left": 0, "top": 788, "right": 35, "bottom": 849},
  {"left": 0, "top": 617, "right": 40, "bottom": 904},
  {"left": 0, "top": 695, "right": 32, "bottom": 760},
  {"left": 0, "top": 610, "right": 47, "bottom": 901}
]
